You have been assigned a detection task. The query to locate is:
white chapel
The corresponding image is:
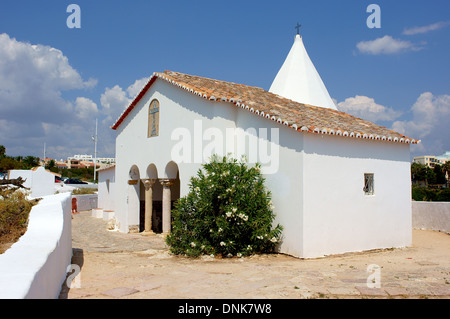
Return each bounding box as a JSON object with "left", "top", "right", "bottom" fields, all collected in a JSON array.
[{"left": 97, "top": 32, "right": 418, "bottom": 258}]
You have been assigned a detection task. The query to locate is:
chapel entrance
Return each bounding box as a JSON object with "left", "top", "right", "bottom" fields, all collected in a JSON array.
[{"left": 138, "top": 162, "right": 180, "bottom": 235}]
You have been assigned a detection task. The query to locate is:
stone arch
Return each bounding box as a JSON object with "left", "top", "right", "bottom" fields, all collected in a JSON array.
[
  {"left": 129, "top": 165, "right": 140, "bottom": 180},
  {"left": 146, "top": 163, "right": 158, "bottom": 179},
  {"left": 164, "top": 161, "right": 179, "bottom": 179}
]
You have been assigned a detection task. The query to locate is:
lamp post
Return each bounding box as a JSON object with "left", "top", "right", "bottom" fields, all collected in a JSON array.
[{"left": 92, "top": 119, "right": 98, "bottom": 184}]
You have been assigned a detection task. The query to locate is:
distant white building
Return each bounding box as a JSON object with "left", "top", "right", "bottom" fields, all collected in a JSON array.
[
  {"left": 413, "top": 151, "right": 450, "bottom": 168},
  {"left": 67, "top": 154, "right": 115, "bottom": 164},
  {"left": 100, "top": 33, "right": 418, "bottom": 258},
  {"left": 8, "top": 167, "right": 57, "bottom": 198}
]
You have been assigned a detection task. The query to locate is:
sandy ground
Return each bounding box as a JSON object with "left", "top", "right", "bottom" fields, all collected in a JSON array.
[{"left": 60, "top": 212, "right": 450, "bottom": 299}]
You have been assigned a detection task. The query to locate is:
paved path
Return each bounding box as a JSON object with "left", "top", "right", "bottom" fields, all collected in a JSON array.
[{"left": 60, "top": 212, "right": 450, "bottom": 299}]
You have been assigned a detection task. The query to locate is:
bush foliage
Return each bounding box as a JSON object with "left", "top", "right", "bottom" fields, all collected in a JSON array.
[
  {"left": 166, "top": 155, "right": 283, "bottom": 258},
  {"left": 72, "top": 187, "right": 97, "bottom": 195},
  {"left": 412, "top": 185, "right": 450, "bottom": 202},
  {"left": 0, "top": 191, "right": 35, "bottom": 237}
]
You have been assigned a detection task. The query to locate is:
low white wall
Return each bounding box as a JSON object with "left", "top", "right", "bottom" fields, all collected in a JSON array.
[
  {"left": 412, "top": 201, "right": 450, "bottom": 234},
  {"left": 0, "top": 193, "right": 72, "bottom": 299},
  {"left": 8, "top": 167, "right": 55, "bottom": 198},
  {"left": 72, "top": 194, "right": 98, "bottom": 211}
]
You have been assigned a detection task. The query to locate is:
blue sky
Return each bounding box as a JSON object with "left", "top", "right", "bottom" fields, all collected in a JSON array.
[{"left": 0, "top": 0, "right": 449, "bottom": 160}]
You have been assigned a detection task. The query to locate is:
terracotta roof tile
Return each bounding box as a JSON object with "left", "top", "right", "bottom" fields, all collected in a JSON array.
[{"left": 111, "top": 71, "right": 419, "bottom": 145}]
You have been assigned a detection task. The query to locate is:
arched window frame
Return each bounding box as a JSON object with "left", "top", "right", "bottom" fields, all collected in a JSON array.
[{"left": 148, "top": 99, "right": 160, "bottom": 137}]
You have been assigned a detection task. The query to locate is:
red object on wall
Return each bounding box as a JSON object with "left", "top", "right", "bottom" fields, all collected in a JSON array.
[{"left": 72, "top": 198, "right": 78, "bottom": 214}]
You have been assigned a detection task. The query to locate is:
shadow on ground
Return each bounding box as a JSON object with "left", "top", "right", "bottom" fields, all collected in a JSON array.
[{"left": 58, "top": 248, "right": 84, "bottom": 299}]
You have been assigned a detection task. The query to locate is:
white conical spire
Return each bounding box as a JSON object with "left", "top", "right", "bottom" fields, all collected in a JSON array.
[{"left": 269, "top": 34, "right": 337, "bottom": 110}]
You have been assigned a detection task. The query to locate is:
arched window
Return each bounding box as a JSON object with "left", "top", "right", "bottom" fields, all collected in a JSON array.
[{"left": 148, "top": 99, "right": 160, "bottom": 137}]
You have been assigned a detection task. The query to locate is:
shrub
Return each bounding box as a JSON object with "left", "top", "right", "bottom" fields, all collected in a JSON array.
[
  {"left": 166, "top": 155, "right": 283, "bottom": 258},
  {"left": 412, "top": 185, "right": 450, "bottom": 202},
  {"left": 72, "top": 187, "right": 97, "bottom": 195},
  {"left": 0, "top": 191, "right": 35, "bottom": 236}
]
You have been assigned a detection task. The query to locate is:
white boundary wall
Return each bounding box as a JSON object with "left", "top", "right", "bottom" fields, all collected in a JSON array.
[
  {"left": 0, "top": 193, "right": 72, "bottom": 299},
  {"left": 8, "top": 167, "right": 55, "bottom": 198},
  {"left": 72, "top": 194, "right": 98, "bottom": 212},
  {"left": 412, "top": 201, "right": 450, "bottom": 234}
]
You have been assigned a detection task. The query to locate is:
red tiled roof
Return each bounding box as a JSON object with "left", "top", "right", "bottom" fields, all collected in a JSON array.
[{"left": 111, "top": 71, "right": 419, "bottom": 145}]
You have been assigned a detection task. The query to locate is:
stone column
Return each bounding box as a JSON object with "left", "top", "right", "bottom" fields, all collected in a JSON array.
[
  {"left": 142, "top": 179, "right": 156, "bottom": 235},
  {"left": 160, "top": 179, "right": 174, "bottom": 234}
]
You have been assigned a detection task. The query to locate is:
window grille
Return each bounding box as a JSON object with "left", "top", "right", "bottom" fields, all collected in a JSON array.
[{"left": 363, "top": 173, "right": 374, "bottom": 195}]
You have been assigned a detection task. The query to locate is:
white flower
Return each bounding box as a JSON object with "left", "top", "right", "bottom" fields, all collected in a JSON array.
[
  {"left": 220, "top": 241, "right": 226, "bottom": 246},
  {"left": 247, "top": 245, "right": 252, "bottom": 250},
  {"left": 270, "top": 237, "right": 277, "bottom": 243},
  {"left": 232, "top": 207, "right": 237, "bottom": 213},
  {"left": 237, "top": 213, "right": 248, "bottom": 221},
  {"left": 237, "top": 253, "right": 242, "bottom": 257},
  {"left": 218, "top": 228, "right": 223, "bottom": 233},
  {"left": 257, "top": 235, "right": 263, "bottom": 240},
  {"left": 227, "top": 253, "right": 233, "bottom": 257},
  {"left": 190, "top": 242, "right": 196, "bottom": 247},
  {"left": 195, "top": 187, "right": 200, "bottom": 192},
  {"left": 226, "top": 211, "right": 232, "bottom": 218}
]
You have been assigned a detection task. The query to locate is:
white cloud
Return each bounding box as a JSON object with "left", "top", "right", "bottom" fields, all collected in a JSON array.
[
  {"left": 391, "top": 92, "right": 450, "bottom": 154},
  {"left": 75, "top": 97, "right": 98, "bottom": 120},
  {"left": 127, "top": 77, "right": 149, "bottom": 98},
  {"left": 356, "top": 35, "right": 422, "bottom": 55},
  {"left": 337, "top": 95, "right": 401, "bottom": 122},
  {"left": 403, "top": 21, "right": 450, "bottom": 35},
  {"left": 100, "top": 77, "right": 149, "bottom": 125},
  {"left": 101, "top": 85, "right": 130, "bottom": 116},
  {"left": 0, "top": 33, "right": 98, "bottom": 158}
]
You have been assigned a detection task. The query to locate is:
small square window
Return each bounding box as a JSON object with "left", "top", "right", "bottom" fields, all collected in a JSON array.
[{"left": 363, "top": 173, "right": 374, "bottom": 195}]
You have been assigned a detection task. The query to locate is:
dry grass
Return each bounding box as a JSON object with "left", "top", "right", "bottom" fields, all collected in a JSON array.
[
  {"left": 72, "top": 187, "right": 97, "bottom": 195},
  {"left": 0, "top": 190, "right": 39, "bottom": 254}
]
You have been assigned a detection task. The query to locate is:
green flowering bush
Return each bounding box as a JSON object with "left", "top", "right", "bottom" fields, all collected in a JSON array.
[{"left": 166, "top": 155, "right": 283, "bottom": 258}]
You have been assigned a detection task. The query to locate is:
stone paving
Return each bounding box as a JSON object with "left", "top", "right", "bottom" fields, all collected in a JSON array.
[{"left": 60, "top": 212, "right": 450, "bottom": 299}]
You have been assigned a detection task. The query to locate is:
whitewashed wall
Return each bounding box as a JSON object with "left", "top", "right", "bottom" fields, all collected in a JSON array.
[
  {"left": 98, "top": 167, "right": 116, "bottom": 211},
  {"left": 115, "top": 80, "right": 223, "bottom": 232},
  {"left": 302, "top": 134, "right": 412, "bottom": 258},
  {"left": 0, "top": 193, "right": 72, "bottom": 299},
  {"left": 72, "top": 194, "right": 98, "bottom": 211},
  {"left": 412, "top": 201, "right": 450, "bottom": 234},
  {"left": 8, "top": 167, "right": 55, "bottom": 198}
]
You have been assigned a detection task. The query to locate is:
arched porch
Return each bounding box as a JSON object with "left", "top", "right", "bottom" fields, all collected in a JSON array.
[{"left": 137, "top": 162, "right": 180, "bottom": 235}]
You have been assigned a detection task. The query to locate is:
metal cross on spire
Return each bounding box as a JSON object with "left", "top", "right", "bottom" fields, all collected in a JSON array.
[{"left": 295, "top": 22, "right": 302, "bottom": 34}]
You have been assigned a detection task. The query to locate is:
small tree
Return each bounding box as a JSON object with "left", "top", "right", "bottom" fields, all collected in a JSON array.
[{"left": 166, "top": 155, "right": 283, "bottom": 258}]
